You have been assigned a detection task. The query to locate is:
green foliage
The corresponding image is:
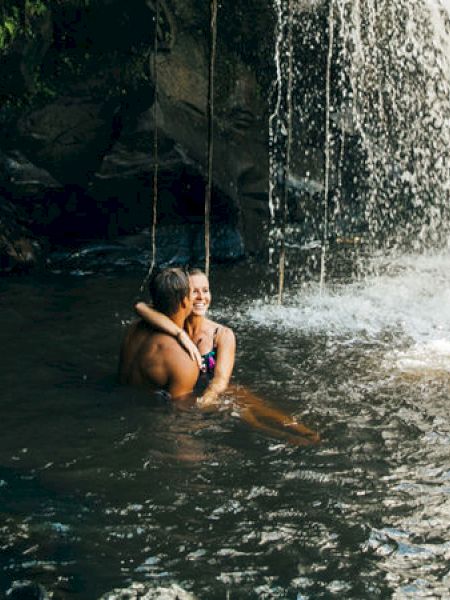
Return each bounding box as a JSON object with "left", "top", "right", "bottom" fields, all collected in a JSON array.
[
  {"left": 0, "top": 7, "right": 19, "bottom": 52},
  {"left": 28, "top": 1, "right": 49, "bottom": 19},
  {"left": 0, "top": 0, "right": 51, "bottom": 52}
]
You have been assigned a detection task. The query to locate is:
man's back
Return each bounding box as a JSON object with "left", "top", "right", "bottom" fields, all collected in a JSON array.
[{"left": 119, "top": 321, "right": 199, "bottom": 399}]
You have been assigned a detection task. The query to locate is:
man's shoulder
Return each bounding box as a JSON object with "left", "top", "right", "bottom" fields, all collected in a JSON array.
[
  {"left": 123, "top": 322, "right": 172, "bottom": 355},
  {"left": 148, "top": 330, "right": 182, "bottom": 349},
  {"left": 144, "top": 330, "right": 192, "bottom": 362},
  {"left": 145, "top": 329, "right": 199, "bottom": 396},
  {"left": 127, "top": 321, "right": 172, "bottom": 344}
]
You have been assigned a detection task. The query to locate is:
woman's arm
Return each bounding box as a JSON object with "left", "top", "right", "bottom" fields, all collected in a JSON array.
[
  {"left": 134, "top": 302, "right": 202, "bottom": 367},
  {"left": 198, "top": 327, "right": 235, "bottom": 407}
]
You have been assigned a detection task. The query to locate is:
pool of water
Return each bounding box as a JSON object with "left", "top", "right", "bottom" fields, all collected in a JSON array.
[{"left": 1, "top": 248, "right": 450, "bottom": 599}]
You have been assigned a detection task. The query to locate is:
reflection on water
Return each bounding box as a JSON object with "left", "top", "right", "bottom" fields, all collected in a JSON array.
[{"left": 1, "top": 250, "right": 450, "bottom": 598}]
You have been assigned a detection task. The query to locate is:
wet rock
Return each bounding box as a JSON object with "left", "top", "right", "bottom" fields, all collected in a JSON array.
[
  {"left": 5, "top": 580, "right": 49, "bottom": 600},
  {"left": 0, "top": 150, "right": 101, "bottom": 244},
  {"left": 151, "top": 29, "right": 269, "bottom": 253},
  {"left": 0, "top": 149, "right": 62, "bottom": 200},
  {"left": 0, "top": 196, "right": 42, "bottom": 273},
  {"left": 46, "top": 224, "right": 243, "bottom": 274},
  {"left": 154, "top": 223, "right": 244, "bottom": 266}
]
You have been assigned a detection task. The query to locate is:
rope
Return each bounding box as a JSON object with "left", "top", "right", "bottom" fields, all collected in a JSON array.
[
  {"left": 205, "top": 0, "right": 218, "bottom": 278},
  {"left": 139, "top": 0, "right": 160, "bottom": 297},
  {"left": 320, "top": 0, "right": 334, "bottom": 292},
  {"left": 278, "top": 0, "right": 294, "bottom": 305}
]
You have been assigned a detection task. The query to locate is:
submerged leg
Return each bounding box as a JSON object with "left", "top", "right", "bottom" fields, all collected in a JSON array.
[
  {"left": 238, "top": 406, "right": 318, "bottom": 446},
  {"left": 228, "top": 385, "right": 320, "bottom": 445}
]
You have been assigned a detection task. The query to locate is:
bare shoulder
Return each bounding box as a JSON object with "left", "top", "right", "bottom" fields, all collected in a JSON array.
[
  {"left": 142, "top": 330, "right": 183, "bottom": 356},
  {"left": 216, "top": 324, "right": 235, "bottom": 344},
  {"left": 150, "top": 332, "right": 196, "bottom": 365},
  {"left": 211, "top": 323, "right": 236, "bottom": 354},
  {"left": 151, "top": 332, "right": 199, "bottom": 398}
]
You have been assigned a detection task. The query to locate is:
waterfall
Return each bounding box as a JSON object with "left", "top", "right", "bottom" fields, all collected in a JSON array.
[
  {"left": 269, "top": 0, "right": 450, "bottom": 291},
  {"left": 343, "top": 0, "right": 450, "bottom": 250}
]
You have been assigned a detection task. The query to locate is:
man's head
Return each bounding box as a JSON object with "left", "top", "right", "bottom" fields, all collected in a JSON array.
[{"left": 149, "top": 267, "right": 192, "bottom": 317}]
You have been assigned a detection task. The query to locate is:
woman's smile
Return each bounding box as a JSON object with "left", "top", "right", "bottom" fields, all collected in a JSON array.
[{"left": 190, "top": 274, "right": 211, "bottom": 315}]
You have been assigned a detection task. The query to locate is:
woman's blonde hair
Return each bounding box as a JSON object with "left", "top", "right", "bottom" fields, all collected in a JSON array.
[{"left": 188, "top": 268, "right": 207, "bottom": 278}]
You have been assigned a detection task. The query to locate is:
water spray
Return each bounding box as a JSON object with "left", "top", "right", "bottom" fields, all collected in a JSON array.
[{"left": 278, "top": 0, "right": 295, "bottom": 305}]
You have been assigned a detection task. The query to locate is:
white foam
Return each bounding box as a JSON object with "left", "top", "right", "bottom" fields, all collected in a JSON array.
[
  {"left": 388, "top": 339, "right": 450, "bottom": 374},
  {"left": 243, "top": 251, "right": 450, "bottom": 347}
]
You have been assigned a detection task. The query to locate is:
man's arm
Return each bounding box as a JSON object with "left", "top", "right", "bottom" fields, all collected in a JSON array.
[
  {"left": 165, "top": 345, "right": 199, "bottom": 399},
  {"left": 135, "top": 302, "right": 202, "bottom": 367}
]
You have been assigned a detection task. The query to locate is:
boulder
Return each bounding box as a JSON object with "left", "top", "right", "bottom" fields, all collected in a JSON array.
[
  {"left": 94, "top": 26, "right": 269, "bottom": 254},
  {"left": 15, "top": 96, "right": 117, "bottom": 186},
  {"left": 0, "top": 149, "right": 62, "bottom": 199}
]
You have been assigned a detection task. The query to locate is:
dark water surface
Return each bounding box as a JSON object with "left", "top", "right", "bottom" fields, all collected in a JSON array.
[{"left": 1, "top": 254, "right": 450, "bottom": 599}]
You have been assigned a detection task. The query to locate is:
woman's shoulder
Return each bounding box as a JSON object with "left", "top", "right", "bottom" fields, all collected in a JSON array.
[{"left": 211, "top": 322, "right": 235, "bottom": 346}]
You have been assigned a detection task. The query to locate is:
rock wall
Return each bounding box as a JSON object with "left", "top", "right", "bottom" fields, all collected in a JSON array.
[{"left": 0, "top": 0, "right": 328, "bottom": 272}]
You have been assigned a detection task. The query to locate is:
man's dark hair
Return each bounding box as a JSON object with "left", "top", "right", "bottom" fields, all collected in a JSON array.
[{"left": 148, "top": 267, "right": 190, "bottom": 316}]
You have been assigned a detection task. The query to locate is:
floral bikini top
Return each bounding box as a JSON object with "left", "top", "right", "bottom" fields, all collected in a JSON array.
[
  {"left": 199, "top": 327, "right": 220, "bottom": 377},
  {"left": 201, "top": 348, "right": 217, "bottom": 375}
]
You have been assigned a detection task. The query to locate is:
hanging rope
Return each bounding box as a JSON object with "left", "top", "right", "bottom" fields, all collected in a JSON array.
[
  {"left": 205, "top": 0, "right": 218, "bottom": 278},
  {"left": 139, "top": 0, "right": 160, "bottom": 296},
  {"left": 320, "top": 0, "right": 334, "bottom": 292},
  {"left": 278, "top": 0, "right": 294, "bottom": 305},
  {"left": 336, "top": 2, "right": 347, "bottom": 235}
]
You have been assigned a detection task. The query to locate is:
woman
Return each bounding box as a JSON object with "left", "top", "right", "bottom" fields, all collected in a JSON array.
[{"left": 136, "top": 269, "right": 319, "bottom": 445}]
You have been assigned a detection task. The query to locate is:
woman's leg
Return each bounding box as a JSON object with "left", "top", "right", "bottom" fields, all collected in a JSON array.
[{"left": 228, "top": 385, "right": 320, "bottom": 444}]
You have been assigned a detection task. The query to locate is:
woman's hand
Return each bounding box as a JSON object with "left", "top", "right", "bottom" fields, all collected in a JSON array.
[
  {"left": 196, "top": 382, "right": 223, "bottom": 411},
  {"left": 177, "top": 330, "right": 202, "bottom": 369},
  {"left": 196, "top": 395, "right": 221, "bottom": 411}
]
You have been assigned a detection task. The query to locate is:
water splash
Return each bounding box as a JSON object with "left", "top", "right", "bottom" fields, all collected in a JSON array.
[{"left": 242, "top": 249, "right": 450, "bottom": 346}]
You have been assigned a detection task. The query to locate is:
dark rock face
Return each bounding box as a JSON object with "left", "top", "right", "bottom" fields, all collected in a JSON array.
[
  {"left": 0, "top": 195, "right": 42, "bottom": 273},
  {"left": 0, "top": 0, "right": 329, "bottom": 273},
  {"left": 15, "top": 96, "right": 117, "bottom": 185}
]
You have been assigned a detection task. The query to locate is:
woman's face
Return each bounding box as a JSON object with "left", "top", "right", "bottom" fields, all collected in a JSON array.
[{"left": 189, "top": 273, "right": 211, "bottom": 317}]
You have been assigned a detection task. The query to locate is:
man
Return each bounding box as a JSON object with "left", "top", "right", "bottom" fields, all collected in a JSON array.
[{"left": 119, "top": 267, "right": 199, "bottom": 399}]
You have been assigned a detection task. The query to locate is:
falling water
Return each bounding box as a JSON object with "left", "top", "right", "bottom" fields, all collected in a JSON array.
[
  {"left": 320, "top": 0, "right": 335, "bottom": 290},
  {"left": 268, "top": 0, "right": 289, "bottom": 275},
  {"left": 342, "top": 0, "right": 450, "bottom": 250},
  {"left": 269, "top": 0, "right": 323, "bottom": 289},
  {"left": 269, "top": 0, "right": 450, "bottom": 289}
]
